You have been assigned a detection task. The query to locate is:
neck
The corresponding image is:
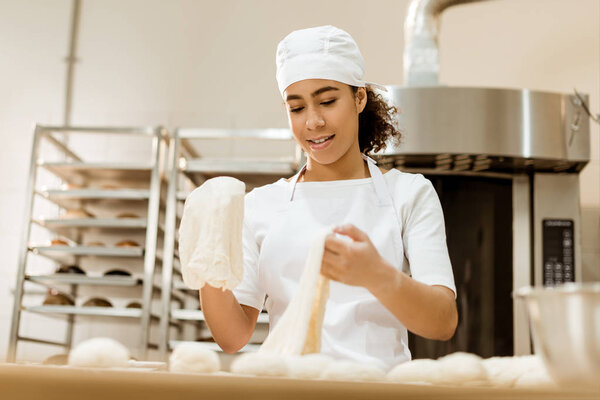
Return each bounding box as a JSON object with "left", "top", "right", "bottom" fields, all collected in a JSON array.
[{"left": 301, "top": 146, "right": 369, "bottom": 182}]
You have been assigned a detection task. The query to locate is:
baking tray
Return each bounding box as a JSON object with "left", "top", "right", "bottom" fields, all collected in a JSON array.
[
  {"left": 38, "top": 162, "right": 153, "bottom": 183},
  {"left": 25, "top": 274, "right": 142, "bottom": 287},
  {"left": 24, "top": 305, "right": 144, "bottom": 318}
]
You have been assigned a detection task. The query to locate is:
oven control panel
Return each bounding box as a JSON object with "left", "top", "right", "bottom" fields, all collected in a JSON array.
[{"left": 542, "top": 219, "right": 575, "bottom": 286}]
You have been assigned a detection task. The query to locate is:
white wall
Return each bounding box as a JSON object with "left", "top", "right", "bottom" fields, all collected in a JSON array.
[{"left": 0, "top": 0, "right": 598, "bottom": 362}]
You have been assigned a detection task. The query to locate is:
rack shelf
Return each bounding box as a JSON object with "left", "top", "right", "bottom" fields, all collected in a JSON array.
[
  {"left": 8, "top": 125, "right": 164, "bottom": 363},
  {"left": 156, "top": 128, "right": 301, "bottom": 360},
  {"left": 39, "top": 162, "right": 153, "bottom": 183},
  {"left": 26, "top": 274, "right": 142, "bottom": 287}
]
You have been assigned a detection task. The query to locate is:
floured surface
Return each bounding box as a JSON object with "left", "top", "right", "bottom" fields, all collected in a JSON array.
[
  {"left": 387, "top": 353, "right": 556, "bottom": 389},
  {"left": 4, "top": 363, "right": 595, "bottom": 400},
  {"left": 179, "top": 177, "right": 246, "bottom": 290},
  {"left": 259, "top": 226, "right": 332, "bottom": 356}
]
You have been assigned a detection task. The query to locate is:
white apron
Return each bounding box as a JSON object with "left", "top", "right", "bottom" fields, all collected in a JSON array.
[{"left": 258, "top": 154, "right": 411, "bottom": 370}]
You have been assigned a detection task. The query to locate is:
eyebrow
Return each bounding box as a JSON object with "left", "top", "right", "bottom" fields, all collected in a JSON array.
[{"left": 285, "top": 86, "right": 340, "bottom": 102}]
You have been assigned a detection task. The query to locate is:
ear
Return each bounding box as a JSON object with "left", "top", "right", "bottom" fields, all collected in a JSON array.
[{"left": 355, "top": 87, "right": 367, "bottom": 113}]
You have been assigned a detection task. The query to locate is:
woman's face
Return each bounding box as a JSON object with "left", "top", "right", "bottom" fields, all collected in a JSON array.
[{"left": 284, "top": 79, "right": 366, "bottom": 165}]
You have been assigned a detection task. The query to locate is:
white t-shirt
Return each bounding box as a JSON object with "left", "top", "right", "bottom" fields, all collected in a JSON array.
[{"left": 233, "top": 168, "right": 456, "bottom": 369}]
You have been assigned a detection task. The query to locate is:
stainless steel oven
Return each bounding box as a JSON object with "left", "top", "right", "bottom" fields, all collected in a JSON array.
[{"left": 374, "top": 84, "right": 590, "bottom": 360}]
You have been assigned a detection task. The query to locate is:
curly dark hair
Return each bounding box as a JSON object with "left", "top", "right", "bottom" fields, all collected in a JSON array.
[{"left": 351, "top": 85, "right": 402, "bottom": 154}]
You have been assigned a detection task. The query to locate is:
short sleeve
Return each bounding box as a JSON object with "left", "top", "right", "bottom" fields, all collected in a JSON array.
[
  {"left": 232, "top": 194, "right": 266, "bottom": 311},
  {"left": 402, "top": 175, "right": 457, "bottom": 297}
]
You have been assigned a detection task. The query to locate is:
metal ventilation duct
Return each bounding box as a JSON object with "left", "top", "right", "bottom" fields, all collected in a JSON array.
[
  {"left": 404, "top": 0, "right": 488, "bottom": 86},
  {"left": 376, "top": 0, "right": 591, "bottom": 175}
]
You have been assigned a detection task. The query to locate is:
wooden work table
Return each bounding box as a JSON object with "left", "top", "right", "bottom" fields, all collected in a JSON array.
[{"left": 0, "top": 363, "right": 598, "bottom": 400}]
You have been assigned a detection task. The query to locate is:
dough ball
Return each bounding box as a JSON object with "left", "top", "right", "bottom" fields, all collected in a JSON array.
[
  {"left": 386, "top": 359, "right": 440, "bottom": 384},
  {"left": 435, "top": 352, "right": 488, "bottom": 386},
  {"left": 230, "top": 352, "right": 289, "bottom": 377},
  {"left": 512, "top": 355, "right": 555, "bottom": 388},
  {"left": 482, "top": 356, "right": 523, "bottom": 387},
  {"left": 321, "top": 360, "right": 386, "bottom": 382},
  {"left": 169, "top": 342, "right": 221, "bottom": 374},
  {"left": 286, "top": 353, "right": 334, "bottom": 379},
  {"left": 514, "top": 367, "right": 555, "bottom": 388},
  {"left": 68, "top": 337, "right": 129, "bottom": 368}
]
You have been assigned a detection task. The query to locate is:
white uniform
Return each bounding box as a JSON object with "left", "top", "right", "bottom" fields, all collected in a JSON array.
[{"left": 233, "top": 155, "right": 456, "bottom": 370}]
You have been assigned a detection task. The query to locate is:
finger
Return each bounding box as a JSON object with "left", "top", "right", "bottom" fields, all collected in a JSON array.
[
  {"left": 320, "top": 262, "right": 342, "bottom": 282},
  {"left": 333, "top": 223, "right": 368, "bottom": 242},
  {"left": 324, "top": 234, "right": 348, "bottom": 254},
  {"left": 322, "top": 248, "right": 342, "bottom": 266}
]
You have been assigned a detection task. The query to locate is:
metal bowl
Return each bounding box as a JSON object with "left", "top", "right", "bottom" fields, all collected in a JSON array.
[{"left": 515, "top": 283, "right": 600, "bottom": 388}]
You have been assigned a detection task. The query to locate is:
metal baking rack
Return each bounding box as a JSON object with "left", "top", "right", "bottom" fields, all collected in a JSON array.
[
  {"left": 7, "top": 125, "right": 165, "bottom": 362},
  {"left": 157, "top": 128, "right": 301, "bottom": 359}
]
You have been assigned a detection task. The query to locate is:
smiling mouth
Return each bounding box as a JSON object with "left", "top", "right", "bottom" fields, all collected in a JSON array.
[{"left": 308, "top": 134, "right": 335, "bottom": 144}]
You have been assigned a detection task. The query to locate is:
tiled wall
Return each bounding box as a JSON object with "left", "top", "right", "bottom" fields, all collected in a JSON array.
[{"left": 1, "top": 0, "right": 598, "bottom": 362}]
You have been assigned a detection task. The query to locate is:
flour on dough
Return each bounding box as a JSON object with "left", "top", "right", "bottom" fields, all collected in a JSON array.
[
  {"left": 169, "top": 342, "right": 221, "bottom": 374},
  {"left": 286, "top": 353, "right": 334, "bottom": 379},
  {"left": 434, "top": 352, "right": 488, "bottom": 386},
  {"left": 321, "top": 359, "right": 386, "bottom": 382},
  {"left": 68, "top": 337, "right": 130, "bottom": 368},
  {"left": 230, "top": 352, "right": 289, "bottom": 377},
  {"left": 386, "top": 359, "right": 440, "bottom": 384},
  {"left": 259, "top": 226, "right": 332, "bottom": 356},
  {"left": 179, "top": 177, "right": 246, "bottom": 290}
]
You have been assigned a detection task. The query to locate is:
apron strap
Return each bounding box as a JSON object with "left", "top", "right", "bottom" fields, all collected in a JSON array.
[
  {"left": 288, "top": 154, "right": 393, "bottom": 207},
  {"left": 362, "top": 154, "right": 394, "bottom": 207}
]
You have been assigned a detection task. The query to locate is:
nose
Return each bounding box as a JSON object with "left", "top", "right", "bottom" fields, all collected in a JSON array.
[{"left": 306, "top": 108, "right": 325, "bottom": 130}]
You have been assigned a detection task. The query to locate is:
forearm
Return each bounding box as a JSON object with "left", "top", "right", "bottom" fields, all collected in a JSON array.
[
  {"left": 366, "top": 259, "right": 458, "bottom": 341},
  {"left": 199, "top": 285, "right": 257, "bottom": 353}
]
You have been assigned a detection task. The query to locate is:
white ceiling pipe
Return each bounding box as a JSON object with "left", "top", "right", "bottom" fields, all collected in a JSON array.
[{"left": 403, "top": 0, "right": 491, "bottom": 86}]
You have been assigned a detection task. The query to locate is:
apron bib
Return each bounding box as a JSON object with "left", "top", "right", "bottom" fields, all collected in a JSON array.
[{"left": 258, "top": 154, "right": 411, "bottom": 368}]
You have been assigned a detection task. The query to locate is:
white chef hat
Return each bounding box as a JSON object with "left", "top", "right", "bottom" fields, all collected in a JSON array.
[{"left": 275, "top": 25, "right": 386, "bottom": 97}]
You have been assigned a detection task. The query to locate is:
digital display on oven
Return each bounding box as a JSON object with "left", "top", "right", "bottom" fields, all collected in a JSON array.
[{"left": 542, "top": 219, "right": 575, "bottom": 286}]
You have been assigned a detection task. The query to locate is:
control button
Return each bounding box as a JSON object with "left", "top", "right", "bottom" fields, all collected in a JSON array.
[{"left": 563, "top": 239, "right": 572, "bottom": 247}]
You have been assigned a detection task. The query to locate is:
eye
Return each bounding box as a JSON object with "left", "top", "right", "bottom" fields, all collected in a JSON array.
[
  {"left": 290, "top": 106, "right": 304, "bottom": 113},
  {"left": 321, "top": 99, "right": 336, "bottom": 106}
]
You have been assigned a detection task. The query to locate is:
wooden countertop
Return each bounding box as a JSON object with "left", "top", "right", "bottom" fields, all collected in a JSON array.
[{"left": 1, "top": 363, "right": 598, "bottom": 400}]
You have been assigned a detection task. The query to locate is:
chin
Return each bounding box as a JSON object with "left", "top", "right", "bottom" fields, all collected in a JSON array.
[{"left": 307, "top": 152, "right": 340, "bottom": 165}]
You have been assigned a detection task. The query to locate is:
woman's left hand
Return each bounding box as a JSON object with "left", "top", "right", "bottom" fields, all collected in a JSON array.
[{"left": 320, "top": 223, "right": 389, "bottom": 290}]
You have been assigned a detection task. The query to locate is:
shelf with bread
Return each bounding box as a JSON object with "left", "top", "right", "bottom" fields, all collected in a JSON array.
[
  {"left": 8, "top": 125, "right": 165, "bottom": 363},
  {"left": 38, "top": 161, "right": 154, "bottom": 184},
  {"left": 155, "top": 128, "right": 302, "bottom": 360},
  {"left": 37, "top": 187, "right": 150, "bottom": 210}
]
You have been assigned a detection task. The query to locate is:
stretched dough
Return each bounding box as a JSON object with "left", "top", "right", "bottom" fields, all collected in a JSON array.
[
  {"left": 179, "top": 177, "right": 246, "bottom": 290},
  {"left": 169, "top": 342, "right": 221, "bottom": 374},
  {"left": 259, "top": 227, "right": 332, "bottom": 356},
  {"left": 68, "top": 337, "right": 129, "bottom": 368}
]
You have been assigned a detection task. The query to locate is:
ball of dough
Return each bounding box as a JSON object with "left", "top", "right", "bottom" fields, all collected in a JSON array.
[
  {"left": 230, "top": 352, "right": 288, "bottom": 377},
  {"left": 482, "top": 356, "right": 522, "bottom": 387},
  {"left": 387, "top": 359, "right": 440, "bottom": 384},
  {"left": 512, "top": 355, "right": 555, "bottom": 388},
  {"left": 68, "top": 337, "right": 129, "bottom": 368},
  {"left": 435, "top": 352, "right": 488, "bottom": 386},
  {"left": 169, "top": 342, "right": 221, "bottom": 374},
  {"left": 286, "top": 353, "right": 334, "bottom": 379},
  {"left": 514, "top": 367, "right": 555, "bottom": 388},
  {"left": 321, "top": 360, "right": 386, "bottom": 382}
]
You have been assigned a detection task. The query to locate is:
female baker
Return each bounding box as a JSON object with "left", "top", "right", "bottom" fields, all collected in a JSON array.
[{"left": 201, "top": 25, "right": 457, "bottom": 371}]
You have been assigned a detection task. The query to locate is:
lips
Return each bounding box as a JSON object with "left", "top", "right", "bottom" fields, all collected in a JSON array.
[{"left": 307, "top": 134, "right": 335, "bottom": 150}]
